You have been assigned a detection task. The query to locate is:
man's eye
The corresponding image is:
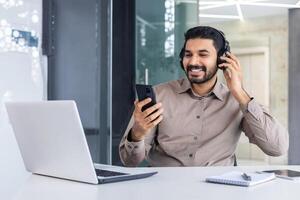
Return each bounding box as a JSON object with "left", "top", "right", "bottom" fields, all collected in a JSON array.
[
  {"left": 184, "top": 54, "right": 192, "bottom": 57},
  {"left": 200, "top": 54, "right": 208, "bottom": 57}
]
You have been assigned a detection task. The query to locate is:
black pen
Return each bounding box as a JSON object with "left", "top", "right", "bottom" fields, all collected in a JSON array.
[{"left": 241, "top": 173, "right": 252, "bottom": 181}]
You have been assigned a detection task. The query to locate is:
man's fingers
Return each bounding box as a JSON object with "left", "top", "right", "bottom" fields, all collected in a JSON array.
[
  {"left": 143, "top": 102, "right": 162, "bottom": 117},
  {"left": 223, "top": 69, "right": 231, "bottom": 81},
  {"left": 220, "top": 56, "right": 238, "bottom": 70},
  {"left": 226, "top": 52, "right": 241, "bottom": 66},
  {"left": 147, "top": 115, "right": 163, "bottom": 129},
  {"left": 135, "top": 98, "right": 152, "bottom": 111},
  {"left": 225, "top": 52, "right": 242, "bottom": 70},
  {"left": 220, "top": 63, "right": 243, "bottom": 82},
  {"left": 219, "top": 63, "right": 237, "bottom": 79},
  {"left": 145, "top": 108, "right": 164, "bottom": 123},
  {"left": 218, "top": 63, "right": 235, "bottom": 72}
]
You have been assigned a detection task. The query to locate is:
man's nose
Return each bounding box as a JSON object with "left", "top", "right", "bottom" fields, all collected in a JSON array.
[{"left": 189, "top": 55, "right": 201, "bottom": 66}]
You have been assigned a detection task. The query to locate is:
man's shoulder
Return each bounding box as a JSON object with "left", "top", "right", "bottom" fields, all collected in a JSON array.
[{"left": 153, "top": 78, "right": 185, "bottom": 93}]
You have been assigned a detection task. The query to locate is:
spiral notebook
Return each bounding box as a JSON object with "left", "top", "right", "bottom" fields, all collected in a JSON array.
[{"left": 205, "top": 171, "right": 276, "bottom": 187}]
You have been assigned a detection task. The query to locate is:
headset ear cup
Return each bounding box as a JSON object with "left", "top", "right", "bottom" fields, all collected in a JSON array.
[
  {"left": 217, "top": 55, "right": 224, "bottom": 66},
  {"left": 179, "top": 47, "right": 185, "bottom": 70},
  {"left": 180, "top": 60, "right": 184, "bottom": 70},
  {"left": 218, "top": 41, "right": 230, "bottom": 66},
  {"left": 217, "top": 57, "right": 221, "bottom": 66},
  {"left": 225, "top": 40, "right": 230, "bottom": 52},
  {"left": 217, "top": 49, "right": 227, "bottom": 67},
  {"left": 217, "top": 50, "right": 224, "bottom": 66}
]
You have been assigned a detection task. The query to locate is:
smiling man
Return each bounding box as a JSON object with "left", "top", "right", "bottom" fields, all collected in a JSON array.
[{"left": 119, "top": 26, "right": 289, "bottom": 167}]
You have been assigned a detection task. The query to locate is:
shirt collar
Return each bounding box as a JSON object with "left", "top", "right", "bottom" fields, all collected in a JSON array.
[{"left": 175, "top": 78, "right": 226, "bottom": 101}]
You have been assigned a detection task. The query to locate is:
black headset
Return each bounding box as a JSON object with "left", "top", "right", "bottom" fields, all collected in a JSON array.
[{"left": 179, "top": 26, "right": 230, "bottom": 70}]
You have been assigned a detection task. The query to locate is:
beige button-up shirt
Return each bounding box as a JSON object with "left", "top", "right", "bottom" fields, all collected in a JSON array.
[{"left": 119, "top": 78, "right": 289, "bottom": 167}]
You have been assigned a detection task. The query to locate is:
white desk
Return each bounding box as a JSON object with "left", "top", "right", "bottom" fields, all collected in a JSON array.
[{"left": 6, "top": 165, "right": 300, "bottom": 200}]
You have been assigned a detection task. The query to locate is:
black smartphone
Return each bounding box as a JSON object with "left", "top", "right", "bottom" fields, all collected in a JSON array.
[
  {"left": 262, "top": 169, "right": 300, "bottom": 180},
  {"left": 136, "top": 84, "right": 157, "bottom": 112}
]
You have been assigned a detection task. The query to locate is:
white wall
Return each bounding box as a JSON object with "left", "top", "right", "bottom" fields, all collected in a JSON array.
[
  {"left": 0, "top": 0, "right": 46, "bottom": 198},
  {"left": 209, "top": 14, "right": 289, "bottom": 165}
]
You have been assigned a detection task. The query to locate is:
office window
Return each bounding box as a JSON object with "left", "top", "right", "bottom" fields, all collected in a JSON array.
[{"left": 136, "top": 0, "right": 198, "bottom": 85}]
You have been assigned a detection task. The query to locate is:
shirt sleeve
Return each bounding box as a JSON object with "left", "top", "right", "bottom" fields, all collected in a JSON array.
[
  {"left": 119, "top": 115, "right": 157, "bottom": 167},
  {"left": 240, "top": 98, "right": 289, "bottom": 156}
]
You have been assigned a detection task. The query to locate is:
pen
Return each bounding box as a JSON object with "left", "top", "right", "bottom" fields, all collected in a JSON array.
[{"left": 241, "top": 173, "right": 252, "bottom": 181}]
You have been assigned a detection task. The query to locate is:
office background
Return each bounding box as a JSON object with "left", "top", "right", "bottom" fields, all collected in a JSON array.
[{"left": 1, "top": 0, "right": 300, "bottom": 198}]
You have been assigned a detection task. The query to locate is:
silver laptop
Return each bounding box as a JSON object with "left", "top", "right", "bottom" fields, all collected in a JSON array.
[{"left": 5, "top": 100, "right": 157, "bottom": 184}]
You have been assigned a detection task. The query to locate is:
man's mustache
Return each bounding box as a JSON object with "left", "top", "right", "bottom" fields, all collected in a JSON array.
[{"left": 187, "top": 65, "right": 207, "bottom": 72}]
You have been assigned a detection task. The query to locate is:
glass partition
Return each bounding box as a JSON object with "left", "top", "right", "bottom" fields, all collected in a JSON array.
[{"left": 136, "top": 0, "right": 199, "bottom": 85}]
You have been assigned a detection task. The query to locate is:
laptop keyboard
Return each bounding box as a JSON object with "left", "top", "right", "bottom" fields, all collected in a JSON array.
[{"left": 95, "top": 169, "right": 128, "bottom": 177}]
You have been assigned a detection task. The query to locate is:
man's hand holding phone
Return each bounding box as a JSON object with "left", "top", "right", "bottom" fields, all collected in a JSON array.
[{"left": 131, "top": 98, "right": 164, "bottom": 142}]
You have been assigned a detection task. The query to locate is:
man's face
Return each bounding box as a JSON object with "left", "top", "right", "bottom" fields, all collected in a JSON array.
[{"left": 182, "top": 38, "right": 218, "bottom": 84}]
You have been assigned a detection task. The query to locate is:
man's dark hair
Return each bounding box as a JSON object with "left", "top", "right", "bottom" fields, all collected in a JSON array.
[{"left": 179, "top": 26, "right": 227, "bottom": 60}]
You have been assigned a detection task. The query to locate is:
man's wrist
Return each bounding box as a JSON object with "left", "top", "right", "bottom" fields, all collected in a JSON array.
[
  {"left": 129, "top": 128, "right": 144, "bottom": 142},
  {"left": 232, "top": 88, "right": 251, "bottom": 106}
]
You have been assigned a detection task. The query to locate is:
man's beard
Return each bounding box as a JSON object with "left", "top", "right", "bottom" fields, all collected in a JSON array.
[{"left": 185, "top": 64, "right": 218, "bottom": 84}]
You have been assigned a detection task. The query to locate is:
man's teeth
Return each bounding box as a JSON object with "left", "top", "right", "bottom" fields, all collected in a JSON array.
[{"left": 191, "top": 69, "right": 203, "bottom": 72}]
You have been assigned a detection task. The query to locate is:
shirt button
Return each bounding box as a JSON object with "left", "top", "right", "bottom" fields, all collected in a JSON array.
[
  {"left": 196, "top": 115, "right": 200, "bottom": 119},
  {"left": 194, "top": 136, "right": 198, "bottom": 140},
  {"left": 189, "top": 153, "right": 193, "bottom": 158}
]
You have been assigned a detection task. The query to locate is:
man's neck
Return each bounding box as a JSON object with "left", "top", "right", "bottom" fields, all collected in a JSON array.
[{"left": 191, "top": 76, "right": 217, "bottom": 96}]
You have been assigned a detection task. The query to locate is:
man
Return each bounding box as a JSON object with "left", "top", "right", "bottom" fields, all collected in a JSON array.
[{"left": 119, "top": 26, "right": 289, "bottom": 167}]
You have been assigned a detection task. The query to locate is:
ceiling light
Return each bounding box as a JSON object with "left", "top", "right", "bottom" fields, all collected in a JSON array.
[
  {"left": 239, "top": 2, "right": 300, "bottom": 8},
  {"left": 236, "top": 2, "right": 244, "bottom": 21},
  {"left": 199, "top": 1, "right": 229, "bottom": 5},
  {"left": 199, "top": 14, "right": 240, "bottom": 19},
  {"left": 199, "top": 2, "right": 235, "bottom": 10},
  {"left": 199, "top": 0, "right": 300, "bottom": 22}
]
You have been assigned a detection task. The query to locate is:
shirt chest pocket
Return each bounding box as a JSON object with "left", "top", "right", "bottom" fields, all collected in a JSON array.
[
  {"left": 157, "top": 114, "right": 193, "bottom": 144},
  {"left": 157, "top": 115, "right": 189, "bottom": 141}
]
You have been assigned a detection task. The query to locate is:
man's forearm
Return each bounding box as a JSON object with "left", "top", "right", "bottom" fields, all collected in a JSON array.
[
  {"left": 241, "top": 99, "right": 289, "bottom": 156},
  {"left": 232, "top": 88, "right": 251, "bottom": 107}
]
